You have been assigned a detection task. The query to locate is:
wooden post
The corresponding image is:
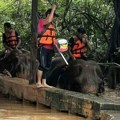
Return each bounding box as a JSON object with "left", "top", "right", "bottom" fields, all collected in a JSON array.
[{"left": 29, "top": 0, "right": 38, "bottom": 84}]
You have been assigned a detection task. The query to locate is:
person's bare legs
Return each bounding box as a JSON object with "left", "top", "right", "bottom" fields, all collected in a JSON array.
[
  {"left": 36, "top": 70, "right": 52, "bottom": 88},
  {"left": 42, "top": 79, "right": 53, "bottom": 88},
  {"left": 36, "top": 70, "right": 43, "bottom": 87}
]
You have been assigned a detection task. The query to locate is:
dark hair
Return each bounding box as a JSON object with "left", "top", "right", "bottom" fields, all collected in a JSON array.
[
  {"left": 4, "top": 22, "right": 12, "bottom": 28},
  {"left": 77, "top": 27, "right": 86, "bottom": 34},
  {"left": 45, "top": 9, "right": 59, "bottom": 17}
]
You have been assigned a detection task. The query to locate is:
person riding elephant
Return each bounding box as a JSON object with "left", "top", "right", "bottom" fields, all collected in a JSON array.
[
  {"left": 68, "top": 27, "right": 92, "bottom": 60},
  {"left": 2, "top": 22, "right": 21, "bottom": 53}
]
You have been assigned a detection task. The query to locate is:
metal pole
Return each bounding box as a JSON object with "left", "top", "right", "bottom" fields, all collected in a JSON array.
[{"left": 55, "top": 45, "right": 69, "bottom": 65}]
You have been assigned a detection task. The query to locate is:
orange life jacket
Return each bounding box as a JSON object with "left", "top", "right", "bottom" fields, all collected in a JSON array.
[
  {"left": 5, "top": 30, "right": 18, "bottom": 49},
  {"left": 71, "top": 36, "right": 87, "bottom": 58},
  {"left": 38, "top": 23, "right": 57, "bottom": 46}
]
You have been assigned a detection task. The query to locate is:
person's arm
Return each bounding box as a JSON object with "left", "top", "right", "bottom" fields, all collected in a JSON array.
[
  {"left": 2, "top": 33, "right": 12, "bottom": 51},
  {"left": 15, "top": 31, "right": 21, "bottom": 48},
  {"left": 68, "top": 37, "right": 76, "bottom": 60},
  {"left": 86, "top": 39, "right": 92, "bottom": 50},
  {"left": 82, "top": 34, "right": 92, "bottom": 50},
  {"left": 44, "top": 4, "right": 57, "bottom": 25},
  {"left": 16, "top": 39, "right": 21, "bottom": 48},
  {"left": 68, "top": 48, "right": 76, "bottom": 60}
]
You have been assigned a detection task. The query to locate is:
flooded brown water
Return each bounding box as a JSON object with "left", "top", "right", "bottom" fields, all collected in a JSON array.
[{"left": 0, "top": 94, "right": 86, "bottom": 120}]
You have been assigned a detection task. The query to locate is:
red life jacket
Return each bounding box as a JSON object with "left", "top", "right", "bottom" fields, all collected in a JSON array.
[
  {"left": 38, "top": 23, "right": 57, "bottom": 46},
  {"left": 5, "top": 30, "right": 18, "bottom": 49},
  {"left": 71, "top": 35, "right": 87, "bottom": 58}
]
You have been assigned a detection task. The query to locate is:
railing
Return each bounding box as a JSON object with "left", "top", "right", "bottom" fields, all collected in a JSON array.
[{"left": 98, "top": 62, "right": 120, "bottom": 89}]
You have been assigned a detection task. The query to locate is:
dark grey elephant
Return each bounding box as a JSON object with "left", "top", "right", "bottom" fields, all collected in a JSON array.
[
  {"left": 47, "top": 58, "right": 104, "bottom": 94},
  {"left": 0, "top": 49, "right": 37, "bottom": 80}
]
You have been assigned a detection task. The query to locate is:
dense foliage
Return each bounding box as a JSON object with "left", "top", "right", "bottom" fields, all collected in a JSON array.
[{"left": 0, "top": 0, "right": 115, "bottom": 62}]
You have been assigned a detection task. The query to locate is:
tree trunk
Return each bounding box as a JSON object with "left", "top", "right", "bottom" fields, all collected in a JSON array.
[
  {"left": 108, "top": 0, "right": 120, "bottom": 63},
  {"left": 107, "top": 0, "right": 120, "bottom": 89},
  {"left": 29, "top": 0, "right": 38, "bottom": 84}
]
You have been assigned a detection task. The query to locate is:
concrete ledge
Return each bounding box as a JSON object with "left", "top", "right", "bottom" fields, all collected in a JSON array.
[{"left": 0, "top": 75, "right": 120, "bottom": 120}]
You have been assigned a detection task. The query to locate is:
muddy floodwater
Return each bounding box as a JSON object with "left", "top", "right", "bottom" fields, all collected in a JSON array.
[{"left": 0, "top": 93, "right": 86, "bottom": 120}]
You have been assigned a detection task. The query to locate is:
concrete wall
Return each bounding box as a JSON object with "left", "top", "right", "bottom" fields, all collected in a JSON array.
[{"left": 0, "top": 75, "right": 119, "bottom": 120}]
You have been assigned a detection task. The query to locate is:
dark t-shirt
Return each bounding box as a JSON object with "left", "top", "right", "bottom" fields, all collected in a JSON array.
[
  {"left": 68, "top": 36, "right": 78, "bottom": 49},
  {"left": 68, "top": 34, "right": 87, "bottom": 49}
]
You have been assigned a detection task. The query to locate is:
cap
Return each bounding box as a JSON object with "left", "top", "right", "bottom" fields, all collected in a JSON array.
[{"left": 45, "top": 9, "right": 59, "bottom": 17}]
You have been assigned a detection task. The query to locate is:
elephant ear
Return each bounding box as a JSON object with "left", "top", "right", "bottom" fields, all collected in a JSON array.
[{"left": 47, "top": 63, "right": 67, "bottom": 87}]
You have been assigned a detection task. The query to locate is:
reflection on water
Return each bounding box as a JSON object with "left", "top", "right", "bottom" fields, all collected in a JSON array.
[{"left": 0, "top": 94, "right": 86, "bottom": 120}]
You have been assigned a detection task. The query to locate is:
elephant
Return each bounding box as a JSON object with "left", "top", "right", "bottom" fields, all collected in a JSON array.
[
  {"left": 0, "top": 49, "right": 36, "bottom": 80},
  {"left": 47, "top": 57, "right": 105, "bottom": 94}
]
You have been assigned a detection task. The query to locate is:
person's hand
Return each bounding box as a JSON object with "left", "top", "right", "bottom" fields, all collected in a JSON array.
[
  {"left": 15, "top": 47, "right": 18, "bottom": 50},
  {"left": 73, "top": 57, "right": 76, "bottom": 60},
  {"left": 51, "top": 4, "right": 57, "bottom": 10},
  {"left": 8, "top": 47, "right": 13, "bottom": 51},
  {"left": 6, "top": 48, "right": 13, "bottom": 54}
]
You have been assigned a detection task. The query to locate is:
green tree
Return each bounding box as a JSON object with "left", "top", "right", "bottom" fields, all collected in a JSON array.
[{"left": 0, "top": 0, "right": 115, "bottom": 62}]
